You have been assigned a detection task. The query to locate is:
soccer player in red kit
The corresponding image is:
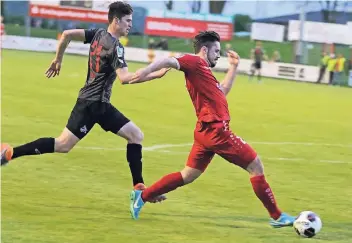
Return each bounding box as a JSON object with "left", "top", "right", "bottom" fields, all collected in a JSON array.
[{"left": 129, "top": 31, "right": 295, "bottom": 227}]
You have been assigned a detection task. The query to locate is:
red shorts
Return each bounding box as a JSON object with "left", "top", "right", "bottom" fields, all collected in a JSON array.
[{"left": 186, "top": 121, "right": 257, "bottom": 172}]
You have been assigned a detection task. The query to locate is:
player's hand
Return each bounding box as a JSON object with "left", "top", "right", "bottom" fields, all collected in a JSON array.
[
  {"left": 45, "top": 59, "right": 61, "bottom": 78},
  {"left": 227, "top": 50, "right": 240, "bottom": 66},
  {"left": 158, "top": 68, "right": 171, "bottom": 78},
  {"left": 130, "top": 68, "right": 148, "bottom": 84}
]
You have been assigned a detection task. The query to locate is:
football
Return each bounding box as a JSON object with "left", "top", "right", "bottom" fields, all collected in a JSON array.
[{"left": 293, "top": 211, "right": 322, "bottom": 238}]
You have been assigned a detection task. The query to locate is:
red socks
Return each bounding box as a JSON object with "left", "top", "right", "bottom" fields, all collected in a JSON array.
[
  {"left": 250, "top": 175, "right": 282, "bottom": 220},
  {"left": 141, "top": 172, "right": 282, "bottom": 220},
  {"left": 142, "top": 172, "right": 184, "bottom": 202}
]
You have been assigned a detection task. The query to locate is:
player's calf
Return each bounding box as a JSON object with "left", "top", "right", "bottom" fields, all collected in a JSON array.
[
  {"left": 117, "top": 122, "right": 146, "bottom": 185},
  {"left": 3, "top": 138, "right": 55, "bottom": 163},
  {"left": 246, "top": 156, "right": 295, "bottom": 226},
  {"left": 247, "top": 157, "right": 282, "bottom": 219}
]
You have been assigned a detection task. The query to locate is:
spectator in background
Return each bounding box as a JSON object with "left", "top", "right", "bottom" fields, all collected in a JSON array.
[
  {"left": 148, "top": 38, "right": 155, "bottom": 49},
  {"left": 0, "top": 16, "right": 5, "bottom": 55},
  {"left": 327, "top": 53, "right": 337, "bottom": 85},
  {"left": 159, "top": 38, "right": 169, "bottom": 50},
  {"left": 0, "top": 16, "right": 5, "bottom": 36},
  {"left": 317, "top": 52, "right": 330, "bottom": 83},
  {"left": 152, "top": 38, "right": 169, "bottom": 50},
  {"left": 221, "top": 43, "right": 232, "bottom": 56},
  {"left": 271, "top": 50, "right": 281, "bottom": 62},
  {"left": 334, "top": 53, "right": 346, "bottom": 85}
]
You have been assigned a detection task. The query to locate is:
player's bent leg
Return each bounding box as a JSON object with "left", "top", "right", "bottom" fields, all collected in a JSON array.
[
  {"left": 213, "top": 125, "right": 295, "bottom": 228},
  {"left": 246, "top": 156, "right": 295, "bottom": 228},
  {"left": 130, "top": 141, "right": 212, "bottom": 219},
  {"left": 130, "top": 166, "right": 202, "bottom": 219},
  {"left": 117, "top": 121, "right": 145, "bottom": 185},
  {"left": 117, "top": 120, "right": 167, "bottom": 203}
]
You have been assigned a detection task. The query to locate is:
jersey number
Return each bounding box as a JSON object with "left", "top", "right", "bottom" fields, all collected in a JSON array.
[{"left": 90, "top": 40, "right": 103, "bottom": 78}]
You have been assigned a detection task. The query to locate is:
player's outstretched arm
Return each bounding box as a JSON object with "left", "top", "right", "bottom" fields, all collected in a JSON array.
[
  {"left": 129, "top": 57, "right": 179, "bottom": 84},
  {"left": 220, "top": 51, "right": 240, "bottom": 96},
  {"left": 117, "top": 67, "right": 170, "bottom": 85},
  {"left": 45, "top": 29, "right": 85, "bottom": 78}
]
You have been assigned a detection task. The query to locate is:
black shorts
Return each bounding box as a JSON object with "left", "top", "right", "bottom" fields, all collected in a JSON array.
[
  {"left": 254, "top": 61, "right": 262, "bottom": 69},
  {"left": 66, "top": 99, "right": 130, "bottom": 139}
]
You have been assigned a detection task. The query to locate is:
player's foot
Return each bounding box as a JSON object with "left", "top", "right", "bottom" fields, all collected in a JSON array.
[
  {"left": 270, "top": 212, "right": 296, "bottom": 228},
  {"left": 1, "top": 144, "right": 14, "bottom": 166},
  {"left": 133, "top": 183, "right": 167, "bottom": 203},
  {"left": 130, "top": 189, "right": 145, "bottom": 220}
]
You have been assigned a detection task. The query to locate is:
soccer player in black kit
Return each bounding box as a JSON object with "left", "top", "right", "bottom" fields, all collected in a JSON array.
[{"left": 1, "top": 2, "right": 168, "bottom": 202}]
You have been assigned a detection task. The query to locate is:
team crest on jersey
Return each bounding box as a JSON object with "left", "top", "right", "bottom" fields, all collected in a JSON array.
[{"left": 116, "top": 46, "right": 124, "bottom": 57}]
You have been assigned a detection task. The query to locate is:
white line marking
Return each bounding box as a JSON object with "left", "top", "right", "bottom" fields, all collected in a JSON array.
[
  {"left": 9, "top": 142, "right": 352, "bottom": 164},
  {"left": 72, "top": 143, "right": 351, "bottom": 164},
  {"left": 143, "top": 143, "right": 193, "bottom": 151},
  {"left": 251, "top": 141, "right": 352, "bottom": 148}
]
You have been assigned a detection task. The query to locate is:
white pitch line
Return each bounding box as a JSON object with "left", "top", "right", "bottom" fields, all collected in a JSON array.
[
  {"left": 251, "top": 141, "right": 352, "bottom": 148},
  {"left": 72, "top": 143, "right": 351, "bottom": 164},
  {"left": 143, "top": 143, "right": 193, "bottom": 151},
  {"left": 9, "top": 142, "right": 352, "bottom": 164},
  {"left": 142, "top": 142, "right": 352, "bottom": 150}
]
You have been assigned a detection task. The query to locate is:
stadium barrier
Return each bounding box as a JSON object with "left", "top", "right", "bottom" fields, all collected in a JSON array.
[{"left": 2, "top": 35, "right": 330, "bottom": 84}]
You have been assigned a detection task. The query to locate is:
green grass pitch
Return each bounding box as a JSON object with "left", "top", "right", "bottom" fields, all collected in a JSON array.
[{"left": 1, "top": 49, "right": 352, "bottom": 243}]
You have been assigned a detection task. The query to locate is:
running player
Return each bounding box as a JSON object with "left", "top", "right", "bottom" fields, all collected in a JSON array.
[
  {"left": 128, "top": 31, "right": 295, "bottom": 227},
  {"left": 1, "top": 1, "right": 168, "bottom": 202}
]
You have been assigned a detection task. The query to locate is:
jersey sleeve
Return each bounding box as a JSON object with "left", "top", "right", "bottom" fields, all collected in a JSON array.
[
  {"left": 84, "top": 28, "right": 99, "bottom": 44},
  {"left": 113, "top": 44, "right": 128, "bottom": 69},
  {"left": 175, "top": 54, "right": 199, "bottom": 73}
]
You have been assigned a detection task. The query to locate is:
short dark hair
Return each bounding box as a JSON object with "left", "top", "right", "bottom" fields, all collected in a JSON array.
[
  {"left": 193, "top": 31, "right": 220, "bottom": 54},
  {"left": 108, "top": 1, "right": 133, "bottom": 24}
]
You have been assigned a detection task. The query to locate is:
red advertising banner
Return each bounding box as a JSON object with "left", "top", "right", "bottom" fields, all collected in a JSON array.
[
  {"left": 145, "top": 17, "right": 233, "bottom": 41},
  {"left": 29, "top": 4, "right": 108, "bottom": 23}
]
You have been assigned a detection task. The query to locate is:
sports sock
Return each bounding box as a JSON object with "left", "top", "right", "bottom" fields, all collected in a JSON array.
[
  {"left": 127, "top": 143, "right": 144, "bottom": 186},
  {"left": 250, "top": 175, "right": 282, "bottom": 220},
  {"left": 258, "top": 74, "right": 261, "bottom": 81},
  {"left": 12, "top": 137, "right": 55, "bottom": 159},
  {"left": 141, "top": 172, "right": 184, "bottom": 202}
]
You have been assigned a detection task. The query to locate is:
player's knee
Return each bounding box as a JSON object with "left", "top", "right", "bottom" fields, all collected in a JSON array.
[
  {"left": 181, "top": 167, "right": 202, "bottom": 185},
  {"left": 129, "top": 128, "right": 144, "bottom": 144},
  {"left": 246, "top": 156, "right": 264, "bottom": 177}
]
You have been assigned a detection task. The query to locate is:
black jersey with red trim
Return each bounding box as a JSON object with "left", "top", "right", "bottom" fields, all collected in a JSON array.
[{"left": 78, "top": 28, "right": 127, "bottom": 103}]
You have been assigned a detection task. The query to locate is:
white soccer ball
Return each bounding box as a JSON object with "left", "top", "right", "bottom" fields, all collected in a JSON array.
[{"left": 293, "top": 211, "right": 322, "bottom": 238}]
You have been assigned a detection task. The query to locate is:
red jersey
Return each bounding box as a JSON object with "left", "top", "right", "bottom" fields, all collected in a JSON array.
[{"left": 175, "top": 54, "right": 230, "bottom": 122}]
